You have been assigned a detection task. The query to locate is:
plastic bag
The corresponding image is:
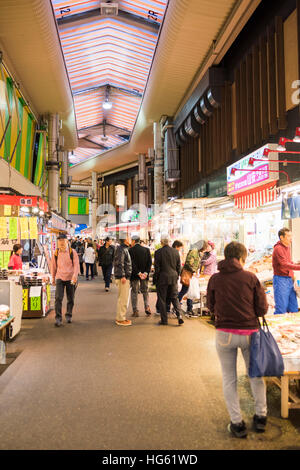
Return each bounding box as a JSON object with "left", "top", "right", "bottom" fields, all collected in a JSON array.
[
  {"left": 0, "top": 340, "right": 6, "bottom": 365},
  {"left": 294, "top": 280, "right": 300, "bottom": 298},
  {"left": 187, "top": 276, "right": 200, "bottom": 300}
]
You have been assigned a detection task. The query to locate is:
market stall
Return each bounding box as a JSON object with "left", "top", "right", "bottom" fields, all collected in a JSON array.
[{"left": 0, "top": 195, "right": 52, "bottom": 321}]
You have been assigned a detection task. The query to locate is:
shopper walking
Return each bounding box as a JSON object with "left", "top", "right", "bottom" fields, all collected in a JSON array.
[
  {"left": 76, "top": 240, "right": 85, "bottom": 276},
  {"left": 207, "top": 241, "right": 268, "bottom": 438},
  {"left": 113, "top": 233, "right": 132, "bottom": 326},
  {"left": 98, "top": 236, "right": 115, "bottom": 291},
  {"left": 84, "top": 242, "right": 96, "bottom": 280},
  {"left": 272, "top": 227, "right": 300, "bottom": 314},
  {"left": 51, "top": 233, "right": 79, "bottom": 327},
  {"left": 129, "top": 235, "right": 152, "bottom": 317},
  {"left": 154, "top": 236, "right": 184, "bottom": 326}
]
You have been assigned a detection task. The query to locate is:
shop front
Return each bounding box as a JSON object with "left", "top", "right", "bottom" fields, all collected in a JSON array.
[{"left": 0, "top": 194, "right": 52, "bottom": 335}]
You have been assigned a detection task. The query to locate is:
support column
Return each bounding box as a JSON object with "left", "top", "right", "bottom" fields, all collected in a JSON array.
[
  {"left": 91, "top": 171, "right": 98, "bottom": 239},
  {"left": 138, "top": 153, "right": 148, "bottom": 241},
  {"left": 60, "top": 151, "right": 69, "bottom": 219},
  {"left": 47, "top": 114, "right": 60, "bottom": 212},
  {"left": 153, "top": 122, "right": 164, "bottom": 213}
]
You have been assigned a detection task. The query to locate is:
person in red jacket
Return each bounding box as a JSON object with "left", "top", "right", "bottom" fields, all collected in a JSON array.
[
  {"left": 8, "top": 244, "right": 23, "bottom": 270},
  {"left": 207, "top": 241, "right": 268, "bottom": 438},
  {"left": 272, "top": 227, "right": 300, "bottom": 314}
]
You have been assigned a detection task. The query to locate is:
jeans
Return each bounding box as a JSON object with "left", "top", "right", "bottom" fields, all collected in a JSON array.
[
  {"left": 79, "top": 262, "right": 84, "bottom": 275},
  {"left": 273, "top": 275, "right": 299, "bottom": 314},
  {"left": 131, "top": 279, "right": 149, "bottom": 312},
  {"left": 178, "top": 284, "right": 193, "bottom": 312},
  {"left": 216, "top": 330, "right": 267, "bottom": 424},
  {"left": 55, "top": 279, "right": 75, "bottom": 321},
  {"left": 86, "top": 263, "right": 94, "bottom": 279},
  {"left": 101, "top": 264, "right": 113, "bottom": 288}
]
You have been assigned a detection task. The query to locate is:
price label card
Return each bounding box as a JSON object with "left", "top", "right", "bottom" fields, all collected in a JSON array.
[
  {"left": 22, "top": 289, "right": 28, "bottom": 311},
  {"left": 20, "top": 218, "right": 29, "bottom": 240},
  {"left": 30, "top": 296, "right": 41, "bottom": 311},
  {"left": 0, "top": 217, "right": 8, "bottom": 239},
  {"left": 9, "top": 217, "right": 18, "bottom": 240},
  {"left": 4, "top": 205, "right": 11, "bottom": 216},
  {"left": 29, "top": 217, "right": 38, "bottom": 240},
  {"left": 46, "top": 284, "right": 51, "bottom": 303},
  {"left": 3, "top": 251, "right": 10, "bottom": 269}
]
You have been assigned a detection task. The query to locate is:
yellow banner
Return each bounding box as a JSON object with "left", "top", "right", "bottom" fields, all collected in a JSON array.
[
  {"left": 19, "top": 217, "right": 29, "bottom": 240},
  {"left": 4, "top": 205, "right": 11, "bottom": 216},
  {"left": 0, "top": 217, "right": 7, "bottom": 238},
  {"left": 28, "top": 217, "right": 38, "bottom": 240}
]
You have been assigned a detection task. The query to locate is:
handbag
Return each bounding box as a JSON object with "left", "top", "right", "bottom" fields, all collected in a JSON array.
[
  {"left": 180, "top": 268, "right": 193, "bottom": 287},
  {"left": 249, "top": 316, "right": 284, "bottom": 378}
]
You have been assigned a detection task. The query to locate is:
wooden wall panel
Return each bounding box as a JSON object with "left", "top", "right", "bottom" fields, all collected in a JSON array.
[
  {"left": 268, "top": 26, "right": 278, "bottom": 135},
  {"left": 252, "top": 43, "right": 262, "bottom": 144},
  {"left": 260, "top": 35, "right": 270, "bottom": 140},
  {"left": 246, "top": 53, "right": 254, "bottom": 149},
  {"left": 276, "top": 16, "right": 288, "bottom": 128}
]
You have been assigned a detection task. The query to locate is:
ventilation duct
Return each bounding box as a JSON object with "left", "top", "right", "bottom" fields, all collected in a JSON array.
[
  {"left": 184, "top": 114, "right": 201, "bottom": 138},
  {"left": 175, "top": 66, "right": 225, "bottom": 144},
  {"left": 163, "top": 120, "right": 180, "bottom": 186}
]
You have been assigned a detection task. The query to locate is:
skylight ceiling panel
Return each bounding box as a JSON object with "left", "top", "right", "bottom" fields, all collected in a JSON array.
[
  {"left": 119, "top": 0, "right": 168, "bottom": 24},
  {"left": 52, "top": 1, "right": 99, "bottom": 20}
]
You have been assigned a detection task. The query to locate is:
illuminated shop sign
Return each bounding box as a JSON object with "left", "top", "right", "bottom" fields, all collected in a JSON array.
[{"left": 227, "top": 144, "right": 279, "bottom": 195}]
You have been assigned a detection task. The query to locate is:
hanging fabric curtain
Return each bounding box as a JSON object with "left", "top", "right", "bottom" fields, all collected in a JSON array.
[
  {"left": 34, "top": 132, "right": 47, "bottom": 188},
  {"left": 68, "top": 197, "right": 89, "bottom": 215}
]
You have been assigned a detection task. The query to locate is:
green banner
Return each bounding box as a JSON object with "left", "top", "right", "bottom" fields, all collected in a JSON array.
[
  {"left": 30, "top": 296, "right": 41, "bottom": 311},
  {"left": 3, "top": 251, "right": 10, "bottom": 268},
  {"left": 9, "top": 217, "right": 18, "bottom": 240}
]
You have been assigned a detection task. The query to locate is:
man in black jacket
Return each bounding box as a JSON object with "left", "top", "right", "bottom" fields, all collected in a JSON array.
[
  {"left": 113, "top": 233, "right": 132, "bottom": 326},
  {"left": 98, "top": 237, "right": 115, "bottom": 291},
  {"left": 154, "top": 237, "right": 184, "bottom": 326},
  {"left": 129, "top": 235, "right": 152, "bottom": 317}
]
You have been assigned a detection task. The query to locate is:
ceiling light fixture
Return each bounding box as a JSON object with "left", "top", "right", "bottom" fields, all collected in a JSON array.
[{"left": 102, "top": 85, "right": 112, "bottom": 110}]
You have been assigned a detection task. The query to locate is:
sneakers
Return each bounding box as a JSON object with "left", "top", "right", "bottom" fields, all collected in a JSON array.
[
  {"left": 105, "top": 287, "right": 109, "bottom": 292},
  {"left": 228, "top": 421, "right": 248, "bottom": 438},
  {"left": 55, "top": 319, "right": 62, "bottom": 327},
  {"left": 178, "top": 317, "right": 184, "bottom": 325},
  {"left": 131, "top": 311, "right": 139, "bottom": 317},
  {"left": 253, "top": 414, "right": 267, "bottom": 433},
  {"left": 115, "top": 320, "right": 132, "bottom": 326},
  {"left": 145, "top": 308, "right": 151, "bottom": 316},
  {"left": 66, "top": 316, "right": 72, "bottom": 324}
]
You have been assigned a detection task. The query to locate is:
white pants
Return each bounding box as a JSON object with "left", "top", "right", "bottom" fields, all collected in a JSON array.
[{"left": 115, "top": 279, "right": 131, "bottom": 321}]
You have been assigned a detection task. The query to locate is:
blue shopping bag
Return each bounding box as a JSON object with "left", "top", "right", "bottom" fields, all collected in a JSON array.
[{"left": 249, "top": 316, "right": 284, "bottom": 378}]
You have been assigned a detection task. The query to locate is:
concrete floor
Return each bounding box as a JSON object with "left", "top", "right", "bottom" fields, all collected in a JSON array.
[{"left": 1, "top": 276, "right": 300, "bottom": 450}]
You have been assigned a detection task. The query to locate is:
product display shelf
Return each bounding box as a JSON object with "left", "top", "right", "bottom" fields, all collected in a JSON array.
[{"left": 265, "top": 313, "right": 300, "bottom": 418}]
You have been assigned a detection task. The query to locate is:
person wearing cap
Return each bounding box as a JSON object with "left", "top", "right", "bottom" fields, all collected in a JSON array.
[
  {"left": 98, "top": 236, "right": 115, "bottom": 291},
  {"left": 113, "top": 233, "right": 132, "bottom": 326},
  {"left": 129, "top": 235, "right": 152, "bottom": 317},
  {"left": 51, "top": 234, "right": 79, "bottom": 327},
  {"left": 178, "top": 240, "right": 207, "bottom": 316},
  {"left": 154, "top": 236, "right": 184, "bottom": 326}
]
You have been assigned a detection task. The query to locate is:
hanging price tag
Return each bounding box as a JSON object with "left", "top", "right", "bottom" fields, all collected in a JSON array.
[
  {"left": 30, "top": 296, "right": 41, "bottom": 311},
  {"left": 22, "top": 289, "right": 28, "bottom": 311}
]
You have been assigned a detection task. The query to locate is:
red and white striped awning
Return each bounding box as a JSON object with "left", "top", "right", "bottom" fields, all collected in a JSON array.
[{"left": 234, "top": 182, "right": 278, "bottom": 210}]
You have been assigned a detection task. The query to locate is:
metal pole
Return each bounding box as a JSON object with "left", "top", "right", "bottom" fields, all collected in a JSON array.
[
  {"left": 153, "top": 122, "right": 164, "bottom": 212},
  {"left": 91, "top": 171, "right": 98, "bottom": 239},
  {"left": 47, "top": 114, "right": 59, "bottom": 212},
  {"left": 61, "top": 151, "right": 69, "bottom": 219}
]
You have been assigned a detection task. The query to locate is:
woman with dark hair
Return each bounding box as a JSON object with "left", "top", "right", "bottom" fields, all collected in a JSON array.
[
  {"left": 207, "top": 241, "right": 268, "bottom": 438},
  {"left": 8, "top": 244, "right": 23, "bottom": 270}
]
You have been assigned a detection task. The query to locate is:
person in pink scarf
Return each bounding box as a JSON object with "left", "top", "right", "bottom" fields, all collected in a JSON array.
[{"left": 200, "top": 241, "right": 217, "bottom": 275}]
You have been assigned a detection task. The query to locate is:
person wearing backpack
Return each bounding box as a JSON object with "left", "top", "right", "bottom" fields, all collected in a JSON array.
[{"left": 50, "top": 233, "right": 79, "bottom": 327}]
